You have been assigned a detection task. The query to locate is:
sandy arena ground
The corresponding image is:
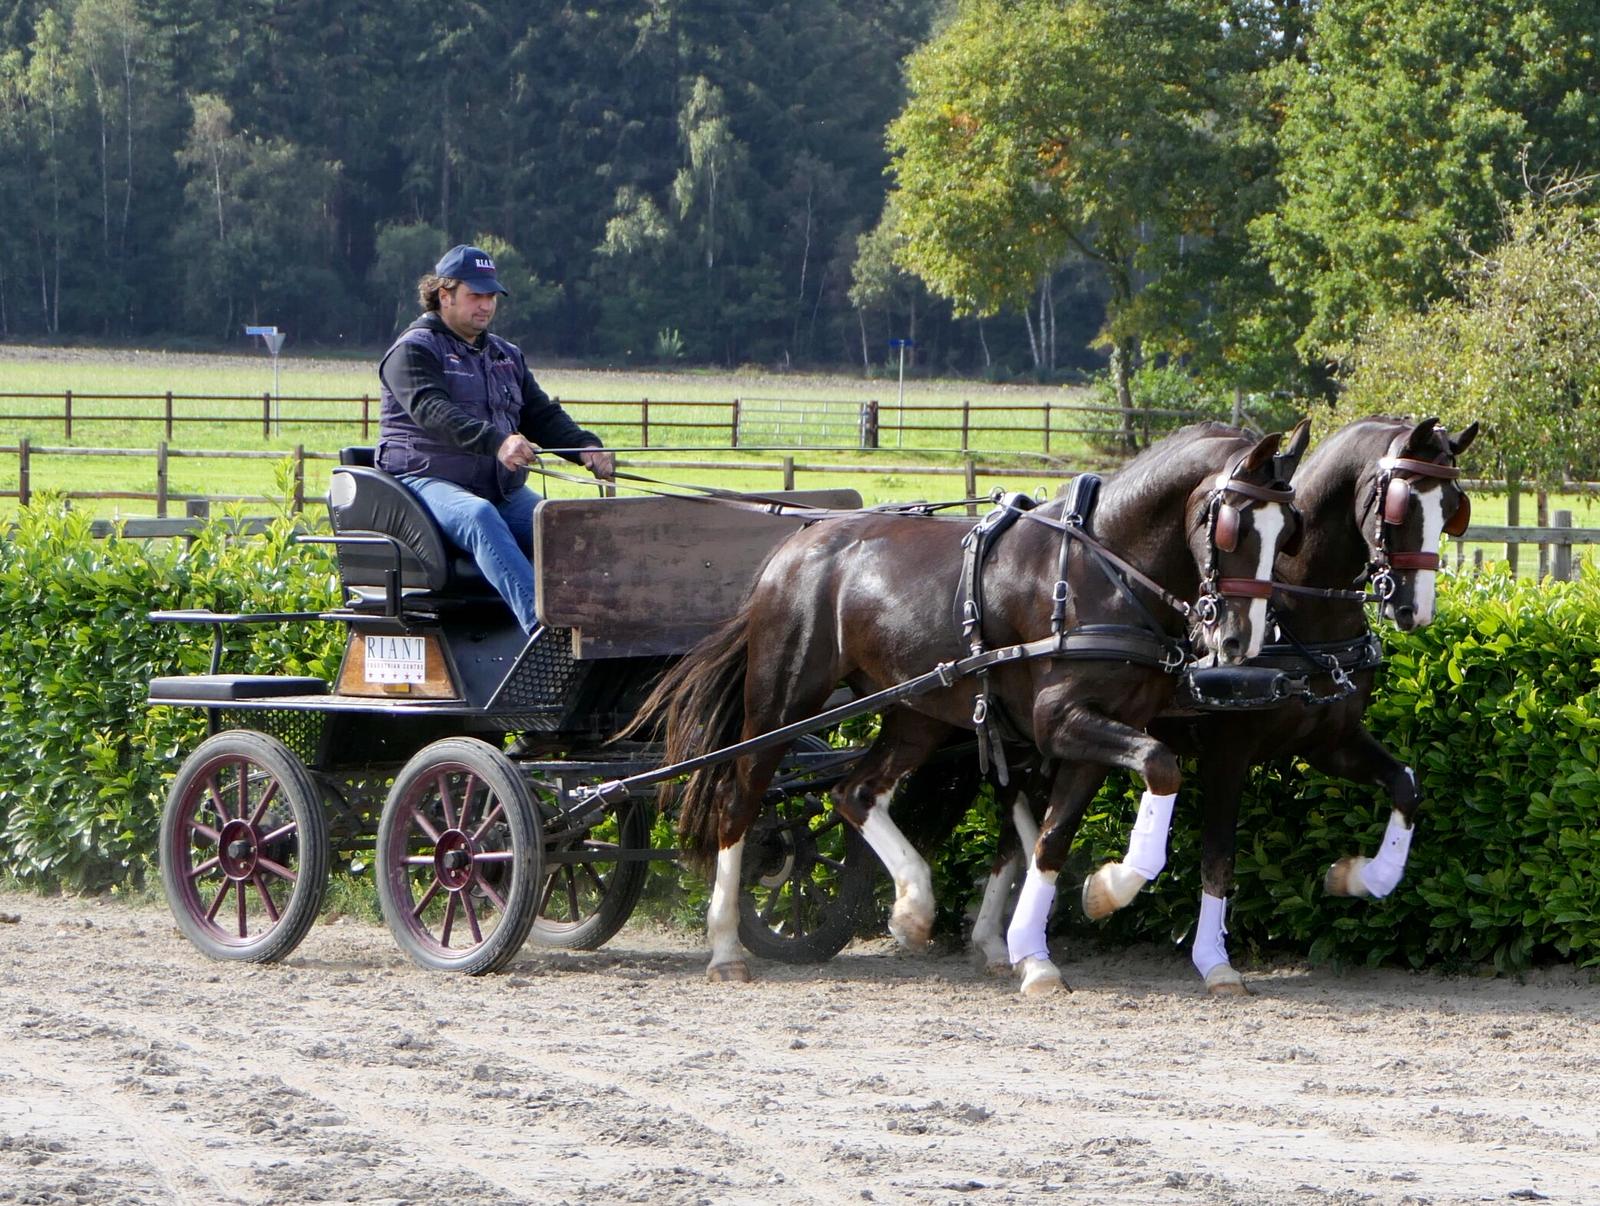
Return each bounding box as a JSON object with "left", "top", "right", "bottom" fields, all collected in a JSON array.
[{"left": 1, "top": 889, "right": 1597, "bottom": 1206}]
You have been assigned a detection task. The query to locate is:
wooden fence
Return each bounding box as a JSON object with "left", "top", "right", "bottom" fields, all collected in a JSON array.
[
  {"left": 1, "top": 439, "right": 1596, "bottom": 577},
  {"left": 0, "top": 390, "right": 1214, "bottom": 455}
]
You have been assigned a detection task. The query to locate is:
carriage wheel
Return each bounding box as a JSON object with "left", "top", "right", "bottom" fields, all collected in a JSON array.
[
  {"left": 737, "top": 740, "right": 877, "bottom": 963},
  {"left": 527, "top": 783, "right": 652, "bottom": 951},
  {"left": 375, "top": 738, "right": 543, "bottom": 975},
  {"left": 159, "top": 730, "right": 329, "bottom": 964}
]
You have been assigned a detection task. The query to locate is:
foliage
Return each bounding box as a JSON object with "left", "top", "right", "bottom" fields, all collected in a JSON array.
[
  {"left": 1255, "top": 0, "right": 1600, "bottom": 358},
  {"left": 0, "top": 482, "right": 341, "bottom": 889},
  {"left": 1337, "top": 192, "right": 1600, "bottom": 487}
]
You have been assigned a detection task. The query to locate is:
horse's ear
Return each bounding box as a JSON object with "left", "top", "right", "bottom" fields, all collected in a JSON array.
[
  {"left": 1274, "top": 418, "right": 1312, "bottom": 482},
  {"left": 1450, "top": 421, "right": 1480, "bottom": 459},
  {"left": 1238, "top": 430, "right": 1284, "bottom": 476},
  {"left": 1402, "top": 417, "right": 1445, "bottom": 458}
]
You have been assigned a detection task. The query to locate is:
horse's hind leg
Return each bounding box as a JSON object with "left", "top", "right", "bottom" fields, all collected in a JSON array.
[
  {"left": 1307, "top": 728, "right": 1421, "bottom": 899},
  {"left": 971, "top": 773, "right": 1042, "bottom": 974},
  {"left": 704, "top": 746, "right": 790, "bottom": 982},
  {"left": 832, "top": 707, "right": 954, "bottom": 953}
]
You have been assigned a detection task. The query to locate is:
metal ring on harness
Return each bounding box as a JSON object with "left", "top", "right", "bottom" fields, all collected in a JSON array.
[
  {"left": 1371, "top": 568, "right": 1396, "bottom": 601},
  {"left": 1194, "top": 593, "right": 1221, "bottom": 627}
]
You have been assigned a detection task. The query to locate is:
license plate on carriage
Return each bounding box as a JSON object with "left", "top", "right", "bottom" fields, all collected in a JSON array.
[{"left": 364, "top": 635, "right": 427, "bottom": 683}]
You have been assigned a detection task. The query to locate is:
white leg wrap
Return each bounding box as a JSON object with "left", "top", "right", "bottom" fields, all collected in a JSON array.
[
  {"left": 1191, "top": 891, "right": 1230, "bottom": 979},
  {"left": 1007, "top": 865, "right": 1058, "bottom": 965},
  {"left": 707, "top": 840, "right": 745, "bottom": 967},
  {"left": 1123, "top": 790, "right": 1178, "bottom": 881},
  {"left": 1359, "top": 810, "right": 1414, "bottom": 898}
]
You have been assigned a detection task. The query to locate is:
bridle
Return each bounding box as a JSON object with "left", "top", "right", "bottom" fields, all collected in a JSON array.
[
  {"left": 1363, "top": 448, "right": 1470, "bottom": 600},
  {"left": 1193, "top": 466, "right": 1300, "bottom": 630}
]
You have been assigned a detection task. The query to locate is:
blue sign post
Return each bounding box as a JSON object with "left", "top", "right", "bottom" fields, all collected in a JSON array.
[
  {"left": 244, "top": 325, "right": 286, "bottom": 432},
  {"left": 888, "top": 338, "right": 915, "bottom": 447}
]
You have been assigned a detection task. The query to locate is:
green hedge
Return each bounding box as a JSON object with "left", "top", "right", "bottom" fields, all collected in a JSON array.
[
  {"left": 0, "top": 495, "right": 342, "bottom": 888},
  {"left": 4, "top": 497, "right": 1598, "bottom": 973}
]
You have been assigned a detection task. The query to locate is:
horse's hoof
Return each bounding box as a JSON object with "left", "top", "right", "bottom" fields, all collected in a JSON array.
[
  {"left": 1324, "top": 856, "right": 1371, "bottom": 898},
  {"left": 706, "top": 960, "right": 751, "bottom": 983},
  {"left": 1204, "top": 965, "right": 1250, "bottom": 997},
  {"left": 888, "top": 906, "right": 933, "bottom": 953},
  {"left": 1081, "top": 862, "right": 1145, "bottom": 920},
  {"left": 1018, "top": 962, "right": 1066, "bottom": 998}
]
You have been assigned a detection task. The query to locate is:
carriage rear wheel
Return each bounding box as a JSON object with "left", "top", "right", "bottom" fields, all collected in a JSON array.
[
  {"left": 528, "top": 783, "right": 652, "bottom": 951},
  {"left": 159, "top": 730, "right": 329, "bottom": 964},
  {"left": 375, "top": 738, "right": 544, "bottom": 975},
  {"left": 737, "top": 739, "right": 877, "bottom": 963}
]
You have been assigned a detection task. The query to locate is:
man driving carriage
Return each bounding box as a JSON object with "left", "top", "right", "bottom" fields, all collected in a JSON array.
[{"left": 377, "top": 244, "right": 616, "bottom": 633}]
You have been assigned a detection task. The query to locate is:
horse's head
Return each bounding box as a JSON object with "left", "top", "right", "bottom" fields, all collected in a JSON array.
[
  {"left": 1362, "top": 418, "right": 1479, "bottom": 630},
  {"left": 1189, "top": 420, "right": 1311, "bottom": 664}
]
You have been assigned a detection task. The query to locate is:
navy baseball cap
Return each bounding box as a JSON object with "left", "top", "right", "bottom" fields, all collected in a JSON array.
[{"left": 435, "top": 244, "right": 508, "bottom": 295}]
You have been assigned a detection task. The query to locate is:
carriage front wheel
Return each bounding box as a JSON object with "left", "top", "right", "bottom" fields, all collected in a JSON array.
[
  {"left": 159, "top": 730, "right": 329, "bottom": 963},
  {"left": 375, "top": 738, "right": 544, "bottom": 975}
]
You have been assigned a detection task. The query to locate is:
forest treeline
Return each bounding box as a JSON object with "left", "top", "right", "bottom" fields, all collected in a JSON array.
[{"left": 0, "top": 0, "right": 1594, "bottom": 388}]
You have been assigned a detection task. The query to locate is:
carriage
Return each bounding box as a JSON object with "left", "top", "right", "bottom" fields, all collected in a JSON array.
[{"left": 148, "top": 448, "right": 900, "bottom": 974}]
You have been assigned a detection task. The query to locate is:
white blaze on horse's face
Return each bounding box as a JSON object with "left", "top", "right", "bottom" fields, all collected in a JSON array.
[
  {"left": 1388, "top": 485, "right": 1446, "bottom": 630},
  {"left": 1244, "top": 503, "right": 1286, "bottom": 658}
]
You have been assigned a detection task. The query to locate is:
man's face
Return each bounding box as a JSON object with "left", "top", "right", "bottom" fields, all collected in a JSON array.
[{"left": 439, "top": 284, "right": 498, "bottom": 340}]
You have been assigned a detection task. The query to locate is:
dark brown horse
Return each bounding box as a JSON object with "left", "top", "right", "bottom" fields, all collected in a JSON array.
[
  {"left": 969, "top": 416, "right": 1478, "bottom": 992},
  {"left": 632, "top": 422, "right": 1308, "bottom": 988}
]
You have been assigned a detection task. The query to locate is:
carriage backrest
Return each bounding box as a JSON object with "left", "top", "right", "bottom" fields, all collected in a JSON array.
[{"left": 326, "top": 447, "right": 490, "bottom": 598}]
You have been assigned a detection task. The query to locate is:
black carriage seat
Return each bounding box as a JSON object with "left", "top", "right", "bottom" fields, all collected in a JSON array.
[{"left": 327, "top": 447, "right": 508, "bottom": 614}]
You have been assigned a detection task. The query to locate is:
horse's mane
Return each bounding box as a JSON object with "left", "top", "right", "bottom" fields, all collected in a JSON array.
[{"left": 1097, "top": 421, "right": 1255, "bottom": 519}]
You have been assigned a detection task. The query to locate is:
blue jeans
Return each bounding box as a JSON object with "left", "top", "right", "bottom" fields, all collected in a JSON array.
[{"left": 398, "top": 475, "right": 541, "bottom": 633}]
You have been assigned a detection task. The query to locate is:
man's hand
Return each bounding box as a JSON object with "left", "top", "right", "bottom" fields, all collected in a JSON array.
[
  {"left": 580, "top": 447, "right": 616, "bottom": 482},
  {"left": 497, "top": 433, "right": 539, "bottom": 470}
]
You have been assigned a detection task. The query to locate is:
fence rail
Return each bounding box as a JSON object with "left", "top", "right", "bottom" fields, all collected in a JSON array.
[{"left": 0, "top": 390, "right": 1222, "bottom": 455}]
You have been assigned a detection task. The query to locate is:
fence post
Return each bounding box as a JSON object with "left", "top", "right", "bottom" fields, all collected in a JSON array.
[
  {"left": 361, "top": 393, "right": 371, "bottom": 441},
  {"left": 18, "top": 437, "right": 29, "bottom": 506},
  {"left": 156, "top": 441, "right": 169, "bottom": 518},
  {"left": 165, "top": 390, "right": 174, "bottom": 439},
  {"left": 731, "top": 398, "right": 740, "bottom": 448},
  {"left": 782, "top": 456, "right": 795, "bottom": 491},
  {"left": 1506, "top": 480, "right": 1521, "bottom": 574},
  {"left": 1043, "top": 399, "right": 1051, "bottom": 454},
  {"left": 965, "top": 457, "right": 978, "bottom": 516},
  {"left": 262, "top": 392, "right": 272, "bottom": 439},
  {"left": 293, "top": 444, "right": 305, "bottom": 512},
  {"left": 1553, "top": 510, "right": 1573, "bottom": 581},
  {"left": 863, "top": 400, "right": 879, "bottom": 450},
  {"left": 641, "top": 398, "right": 650, "bottom": 449},
  {"left": 961, "top": 399, "right": 971, "bottom": 451},
  {"left": 1537, "top": 490, "right": 1550, "bottom": 581},
  {"left": 64, "top": 389, "right": 72, "bottom": 439},
  {"left": 185, "top": 498, "right": 209, "bottom": 549}
]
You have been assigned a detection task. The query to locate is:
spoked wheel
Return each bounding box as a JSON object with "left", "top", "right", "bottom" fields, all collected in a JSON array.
[
  {"left": 375, "top": 738, "right": 543, "bottom": 975},
  {"left": 159, "top": 730, "right": 329, "bottom": 963},
  {"left": 737, "top": 740, "right": 877, "bottom": 963},
  {"left": 528, "top": 782, "right": 653, "bottom": 951}
]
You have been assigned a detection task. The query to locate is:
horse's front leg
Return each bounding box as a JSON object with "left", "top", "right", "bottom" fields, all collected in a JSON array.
[
  {"left": 832, "top": 707, "right": 954, "bottom": 953},
  {"left": 1190, "top": 754, "right": 1252, "bottom": 996},
  {"left": 1308, "top": 728, "right": 1421, "bottom": 899}
]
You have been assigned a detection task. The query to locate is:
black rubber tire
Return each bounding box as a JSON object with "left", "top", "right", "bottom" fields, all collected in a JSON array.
[
  {"left": 375, "top": 738, "right": 544, "bottom": 975},
  {"left": 159, "top": 730, "right": 329, "bottom": 964},
  {"left": 737, "top": 737, "right": 877, "bottom": 963},
  {"left": 528, "top": 789, "right": 652, "bottom": 952}
]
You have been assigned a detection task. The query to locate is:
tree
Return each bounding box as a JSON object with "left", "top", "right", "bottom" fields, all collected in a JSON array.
[
  {"left": 885, "top": 0, "right": 1272, "bottom": 445},
  {"left": 1255, "top": 0, "right": 1600, "bottom": 359},
  {"left": 1337, "top": 188, "right": 1600, "bottom": 491}
]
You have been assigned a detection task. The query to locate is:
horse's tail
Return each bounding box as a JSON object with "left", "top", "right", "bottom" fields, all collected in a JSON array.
[{"left": 616, "top": 604, "right": 752, "bottom": 872}]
